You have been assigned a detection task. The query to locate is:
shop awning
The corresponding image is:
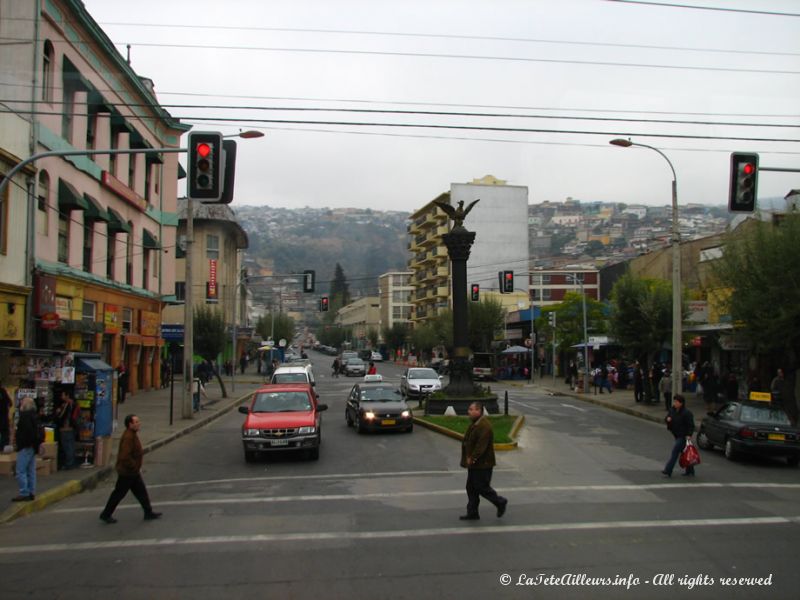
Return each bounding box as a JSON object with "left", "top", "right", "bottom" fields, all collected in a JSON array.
[
  {"left": 77, "top": 358, "right": 113, "bottom": 372},
  {"left": 142, "top": 229, "right": 160, "bottom": 250},
  {"left": 106, "top": 207, "right": 132, "bottom": 234},
  {"left": 83, "top": 193, "right": 109, "bottom": 222},
  {"left": 58, "top": 179, "right": 88, "bottom": 211}
]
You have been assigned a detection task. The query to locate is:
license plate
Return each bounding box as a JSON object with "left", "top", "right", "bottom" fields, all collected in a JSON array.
[
  {"left": 270, "top": 439, "right": 289, "bottom": 446},
  {"left": 381, "top": 419, "right": 396, "bottom": 426},
  {"left": 768, "top": 433, "right": 786, "bottom": 441}
]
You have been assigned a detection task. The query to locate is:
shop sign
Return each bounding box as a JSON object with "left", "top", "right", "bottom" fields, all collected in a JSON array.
[
  {"left": 40, "top": 313, "right": 60, "bottom": 330},
  {"left": 690, "top": 336, "right": 704, "bottom": 347},
  {"left": 104, "top": 304, "right": 121, "bottom": 333},
  {"left": 55, "top": 297, "right": 71, "bottom": 319},
  {"left": 140, "top": 310, "right": 160, "bottom": 337},
  {"left": 35, "top": 275, "right": 57, "bottom": 316},
  {"left": 687, "top": 301, "right": 709, "bottom": 323},
  {"left": 719, "top": 334, "right": 750, "bottom": 352},
  {"left": 208, "top": 259, "right": 218, "bottom": 299},
  {"left": 161, "top": 324, "right": 185, "bottom": 341}
]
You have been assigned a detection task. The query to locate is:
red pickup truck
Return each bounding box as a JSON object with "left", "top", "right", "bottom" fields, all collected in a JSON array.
[{"left": 238, "top": 383, "right": 328, "bottom": 461}]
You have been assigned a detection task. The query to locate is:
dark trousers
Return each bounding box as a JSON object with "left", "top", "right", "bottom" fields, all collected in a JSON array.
[
  {"left": 664, "top": 392, "right": 671, "bottom": 411},
  {"left": 634, "top": 385, "right": 644, "bottom": 403},
  {"left": 101, "top": 474, "right": 153, "bottom": 517},
  {"left": 465, "top": 468, "right": 504, "bottom": 516},
  {"left": 664, "top": 437, "right": 695, "bottom": 476}
]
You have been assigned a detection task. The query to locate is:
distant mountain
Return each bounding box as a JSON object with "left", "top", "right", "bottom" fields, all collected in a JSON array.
[{"left": 234, "top": 206, "right": 410, "bottom": 295}]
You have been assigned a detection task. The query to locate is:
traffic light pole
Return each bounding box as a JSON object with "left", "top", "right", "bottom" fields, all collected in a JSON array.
[{"left": 183, "top": 196, "right": 195, "bottom": 419}]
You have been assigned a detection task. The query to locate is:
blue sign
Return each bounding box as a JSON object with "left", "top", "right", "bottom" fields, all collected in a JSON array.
[{"left": 161, "top": 324, "right": 185, "bottom": 341}]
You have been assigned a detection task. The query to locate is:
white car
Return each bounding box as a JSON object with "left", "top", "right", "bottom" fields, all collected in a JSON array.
[
  {"left": 370, "top": 351, "right": 383, "bottom": 362},
  {"left": 400, "top": 368, "right": 442, "bottom": 399}
]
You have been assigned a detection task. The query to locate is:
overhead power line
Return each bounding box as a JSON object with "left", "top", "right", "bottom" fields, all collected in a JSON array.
[{"left": 606, "top": 0, "right": 800, "bottom": 17}]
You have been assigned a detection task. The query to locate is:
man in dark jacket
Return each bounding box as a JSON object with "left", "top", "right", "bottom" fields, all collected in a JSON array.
[
  {"left": 13, "top": 397, "right": 40, "bottom": 502},
  {"left": 459, "top": 402, "right": 507, "bottom": 520},
  {"left": 99, "top": 414, "right": 161, "bottom": 523},
  {"left": 662, "top": 394, "right": 696, "bottom": 477}
]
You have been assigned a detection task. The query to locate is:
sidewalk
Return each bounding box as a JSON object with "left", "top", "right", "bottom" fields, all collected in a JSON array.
[
  {"left": 523, "top": 376, "right": 710, "bottom": 425},
  {"left": 1, "top": 369, "right": 264, "bottom": 524}
]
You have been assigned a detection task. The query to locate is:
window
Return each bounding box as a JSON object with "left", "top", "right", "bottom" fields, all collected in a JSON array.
[
  {"left": 144, "top": 162, "right": 152, "bottom": 202},
  {"left": 128, "top": 150, "right": 136, "bottom": 188},
  {"left": 37, "top": 171, "right": 49, "bottom": 235},
  {"left": 82, "top": 221, "right": 94, "bottom": 273},
  {"left": 61, "top": 79, "right": 78, "bottom": 142},
  {"left": 106, "top": 229, "right": 116, "bottom": 280},
  {"left": 542, "top": 289, "right": 552, "bottom": 301},
  {"left": 82, "top": 300, "right": 96, "bottom": 322},
  {"left": 206, "top": 234, "right": 219, "bottom": 260},
  {"left": 531, "top": 274, "right": 542, "bottom": 285},
  {"left": 393, "top": 290, "right": 408, "bottom": 303},
  {"left": 42, "top": 41, "right": 54, "bottom": 103},
  {"left": 58, "top": 209, "right": 69, "bottom": 263},
  {"left": 175, "top": 281, "right": 186, "bottom": 302},
  {"left": 122, "top": 307, "right": 132, "bottom": 333},
  {"left": 393, "top": 306, "right": 410, "bottom": 320},
  {"left": 143, "top": 249, "right": 150, "bottom": 290},
  {"left": 109, "top": 132, "right": 117, "bottom": 176}
]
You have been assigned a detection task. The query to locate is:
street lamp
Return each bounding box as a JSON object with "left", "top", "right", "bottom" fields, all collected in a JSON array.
[
  {"left": 565, "top": 273, "right": 591, "bottom": 394},
  {"left": 227, "top": 130, "right": 265, "bottom": 139},
  {"left": 610, "top": 138, "right": 682, "bottom": 401}
]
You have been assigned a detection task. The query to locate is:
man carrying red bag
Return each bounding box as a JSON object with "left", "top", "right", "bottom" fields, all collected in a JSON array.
[{"left": 662, "top": 394, "right": 697, "bottom": 477}]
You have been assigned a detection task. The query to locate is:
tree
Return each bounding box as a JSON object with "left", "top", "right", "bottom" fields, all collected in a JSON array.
[
  {"left": 193, "top": 306, "right": 228, "bottom": 398},
  {"left": 714, "top": 215, "right": 800, "bottom": 378},
  {"left": 467, "top": 297, "right": 506, "bottom": 352},
  {"left": 382, "top": 322, "right": 408, "bottom": 358},
  {"left": 330, "top": 263, "right": 351, "bottom": 308},
  {"left": 366, "top": 327, "right": 380, "bottom": 349},
  {"left": 537, "top": 291, "right": 608, "bottom": 351},
  {"left": 610, "top": 271, "right": 675, "bottom": 373},
  {"left": 410, "top": 322, "right": 440, "bottom": 360},
  {"left": 318, "top": 325, "right": 351, "bottom": 350},
  {"left": 255, "top": 312, "right": 295, "bottom": 345},
  {"left": 585, "top": 240, "right": 605, "bottom": 257}
]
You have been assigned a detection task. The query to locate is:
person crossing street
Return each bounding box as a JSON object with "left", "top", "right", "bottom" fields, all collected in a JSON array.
[{"left": 459, "top": 401, "right": 508, "bottom": 521}]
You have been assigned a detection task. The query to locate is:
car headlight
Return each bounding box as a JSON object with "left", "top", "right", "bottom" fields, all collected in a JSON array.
[
  {"left": 298, "top": 426, "right": 316, "bottom": 435},
  {"left": 244, "top": 428, "right": 260, "bottom": 436},
  {"left": 401, "top": 410, "right": 411, "bottom": 418},
  {"left": 364, "top": 411, "right": 376, "bottom": 420},
  {"left": 410, "top": 384, "right": 419, "bottom": 390}
]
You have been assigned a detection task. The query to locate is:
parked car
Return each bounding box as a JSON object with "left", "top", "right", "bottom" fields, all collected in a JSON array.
[
  {"left": 370, "top": 351, "right": 383, "bottom": 362},
  {"left": 345, "top": 381, "right": 413, "bottom": 433},
  {"left": 344, "top": 357, "right": 367, "bottom": 377},
  {"left": 697, "top": 401, "right": 800, "bottom": 466},
  {"left": 400, "top": 367, "right": 442, "bottom": 399},
  {"left": 270, "top": 364, "right": 316, "bottom": 388},
  {"left": 238, "top": 384, "right": 328, "bottom": 461}
]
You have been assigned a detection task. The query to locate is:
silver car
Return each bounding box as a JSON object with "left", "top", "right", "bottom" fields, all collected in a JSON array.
[
  {"left": 400, "top": 368, "right": 442, "bottom": 399},
  {"left": 344, "top": 358, "right": 367, "bottom": 377}
]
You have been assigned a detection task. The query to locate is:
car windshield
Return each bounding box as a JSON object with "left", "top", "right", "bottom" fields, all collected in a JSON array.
[
  {"left": 348, "top": 358, "right": 364, "bottom": 366},
  {"left": 252, "top": 391, "right": 312, "bottom": 413},
  {"left": 360, "top": 387, "right": 397, "bottom": 402},
  {"left": 342, "top": 352, "right": 358, "bottom": 360},
  {"left": 740, "top": 405, "right": 792, "bottom": 425},
  {"left": 272, "top": 373, "right": 308, "bottom": 384},
  {"left": 409, "top": 369, "right": 438, "bottom": 380}
]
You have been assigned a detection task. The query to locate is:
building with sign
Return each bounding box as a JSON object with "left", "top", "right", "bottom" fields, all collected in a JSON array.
[
  {"left": 6, "top": 0, "right": 190, "bottom": 393},
  {"left": 162, "top": 200, "right": 249, "bottom": 365}
]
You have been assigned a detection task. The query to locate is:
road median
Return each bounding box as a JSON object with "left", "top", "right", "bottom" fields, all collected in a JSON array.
[{"left": 413, "top": 414, "right": 525, "bottom": 450}]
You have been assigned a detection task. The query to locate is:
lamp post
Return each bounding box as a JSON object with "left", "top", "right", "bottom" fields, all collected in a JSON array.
[
  {"left": 566, "top": 273, "right": 590, "bottom": 394},
  {"left": 610, "top": 138, "right": 682, "bottom": 400}
]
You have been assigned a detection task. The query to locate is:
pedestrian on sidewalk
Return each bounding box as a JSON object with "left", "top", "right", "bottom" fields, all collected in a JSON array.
[
  {"left": 193, "top": 378, "right": 208, "bottom": 412},
  {"left": 662, "top": 394, "right": 696, "bottom": 478},
  {"left": 633, "top": 362, "right": 645, "bottom": 403},
  {"left": 12, "top": 397, "right": 41, "bottom": 502},
  {"left": 239, "top": 354, "right": 248, "bottom": 375},
  {"left": 599, "top": 363, "right": 613, "bottom": 394},
  {"left": 0, "top": 382, "right": 11, "bottom": 450},
  {"left": 99, "top": 414, "right": 161, "bottom": 524},
  {"left": 659, "top": 369, "right": 672, "bottom": 411},
  {"left": 55, "top": 389, "right": 79, "bottom": 470},
  {"left": 459, "top": 401, "right": 508, "bottom": 521},
  {"left": 117, "top": 363, "right": 127, "bottom": 404}
]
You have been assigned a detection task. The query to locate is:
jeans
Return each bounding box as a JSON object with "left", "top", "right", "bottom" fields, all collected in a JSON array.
[
  {"left": 101, "top": 474, "right": 154, "bottom": 518},
  {"left": 59, "top": 430, "right": 76, "bottom": 469},
  {"left": 664, "top": 437, "right": 695, "bottom": 476},
  {"left": 16, "top": 447, "right": 36, "bottom": 497},
  {"left": 465, "top": 468, "right": 505, "bottom": 516}
]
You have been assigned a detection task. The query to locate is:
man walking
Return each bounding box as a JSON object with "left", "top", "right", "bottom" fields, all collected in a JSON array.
[
  {"left": 56, "top": 389, "right": 79, "bottom": 470},
  {"left": 633, "top": 362, "right": 644, "bottom": 403},
  {"left": 100, "top": 414, "right": 161, "bottom": 523},
  {"left": 659, "top": 368, "right": 673, "bottom": 412},
  {"left": 12, "top": 397, "right": 40, "bottom": 502},
  {"left": 460, "top": 402, "right": 507, "bottom": 521},
  {"left": 662, "top": 394, "right": 696, "bottom": 478}
]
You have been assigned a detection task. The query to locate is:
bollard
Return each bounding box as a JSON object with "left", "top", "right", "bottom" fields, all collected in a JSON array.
[{"left": 504, "top": 390, "right": 509, "bottom": 415}]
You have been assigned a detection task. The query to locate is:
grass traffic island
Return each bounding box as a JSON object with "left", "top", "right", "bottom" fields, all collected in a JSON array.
[{"left": 414, "top": 414, "right": 524, "bottom": 449}]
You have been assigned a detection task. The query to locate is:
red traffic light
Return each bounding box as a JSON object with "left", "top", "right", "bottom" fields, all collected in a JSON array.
[
  {"left": 742, "top": 163, "right": 755, "bottom": 175},
  {"left": 505, "top": 273, "right": 513, "bottom": 280},
  {"left": 196, "top": 143, "right": 212, "bottom": 158}
]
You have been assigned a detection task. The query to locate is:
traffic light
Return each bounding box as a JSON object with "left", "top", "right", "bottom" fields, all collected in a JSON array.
[
  {"left": 217, "top": 139, "right": 237, "bottom": 204},
  {"left": 728, "top": 152, "right": 759, "bottom": 213},
  {"left": 470, "top": 283, "right": 480, "bottom": 302},
  {"left": 547, "top": 312, "right": 556, "bottom": 327},
  {"left": 187, "top": 131, "right": 224, "bottom": 201},
  {"left": 499, "top": 270, "right": 514, "bottom": 294},
  {"left": 319, "top": 296, "right": 329, "bottom": 312},
  {"left": 303, "top": 270, "right": 316, "bottom": 293}
]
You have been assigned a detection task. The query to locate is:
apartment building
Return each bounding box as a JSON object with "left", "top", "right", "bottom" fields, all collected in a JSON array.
[
  {"left": 407, "top": 193, "right": 451, "bottom": 325},
  {"left": 378, "top": 271, "right": 412, "bottom": 332}
]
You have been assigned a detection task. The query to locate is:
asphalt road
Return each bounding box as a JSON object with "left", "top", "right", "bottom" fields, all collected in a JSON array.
[{"left": 0, "top": 352, "right": 798, "bottom": 599}]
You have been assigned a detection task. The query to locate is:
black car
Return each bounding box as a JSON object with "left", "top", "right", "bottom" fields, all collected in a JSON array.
[
  {"left": 345, "top": 382, "right": 413, "bottom": 433},
  {"left": 697, "top": 401, "right": 800, "bottom": 466}
]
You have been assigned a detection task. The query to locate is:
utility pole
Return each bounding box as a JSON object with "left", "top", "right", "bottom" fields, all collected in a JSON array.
[{"left": 182, "top": 198, "right": 194, "bottom": 419}]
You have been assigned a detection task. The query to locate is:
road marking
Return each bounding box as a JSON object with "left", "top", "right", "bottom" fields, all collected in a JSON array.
[
  {"left": 507, "top": 399, "right": 539, "bottom": 410},
  {"left": 51, "top": 482, "right": 800, "bottom": 514},
  {"left": 146, "top": 469, "right": 504, "bottom": 490},
  {"left": 0, "top": 515, "right": 794, "bottom": 555},
  {"left": 560, "top": 403, "right": 587, "bottom": 412}
]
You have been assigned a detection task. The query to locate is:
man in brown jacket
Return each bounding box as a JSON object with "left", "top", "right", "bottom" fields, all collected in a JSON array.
[
  {"left": 99, "top": 414, "right": 161, "bottom": 524},
  {"left": 460, "top": 402, "right": 507, "bottom": 521}
]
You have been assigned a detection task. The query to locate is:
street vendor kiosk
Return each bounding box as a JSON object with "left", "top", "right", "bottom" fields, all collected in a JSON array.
[{"left": 74, "top": 357, "right": 114, "bottom": 466}]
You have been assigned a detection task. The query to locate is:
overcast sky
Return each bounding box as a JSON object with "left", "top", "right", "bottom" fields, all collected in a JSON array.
[{"left": 83, "top": 0, "right": 800, "bottom": 211}]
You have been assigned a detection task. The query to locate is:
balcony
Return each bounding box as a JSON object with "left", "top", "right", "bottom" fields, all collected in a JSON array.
[{"left": 435, "top": 285, "right": 449, "bottom": 298}]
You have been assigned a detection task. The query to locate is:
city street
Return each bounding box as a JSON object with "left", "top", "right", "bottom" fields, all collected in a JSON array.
[{"left": 0, "top": 353, "right": 798, "bottom": 599}]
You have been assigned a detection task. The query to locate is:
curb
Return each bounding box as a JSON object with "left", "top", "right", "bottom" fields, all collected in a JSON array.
[
  {"left": 413, "top": 414, "right": 524, "bottom": 451},
  {"left": 541, "top": 387, "right": 665, "bottom": 425},
  {"left": 0, "top": 391, "right": 251, "bottom": 525}
]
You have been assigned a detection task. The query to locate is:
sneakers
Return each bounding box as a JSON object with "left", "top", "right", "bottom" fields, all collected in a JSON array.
[
  {"left": 661, "top": 470, "right": 672, "bottom": 478},
  {"left": 497, "top": 499, "right": 508, "bottom": 518},
  {"left": 144, "top": 511, "right": 163, "bottom": 520},
  {"left": 99, "top": 514, "right": 118, "bottom": 524},
  {"left": 459, "top": 514, "right": 480, "bottom": 521}
]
